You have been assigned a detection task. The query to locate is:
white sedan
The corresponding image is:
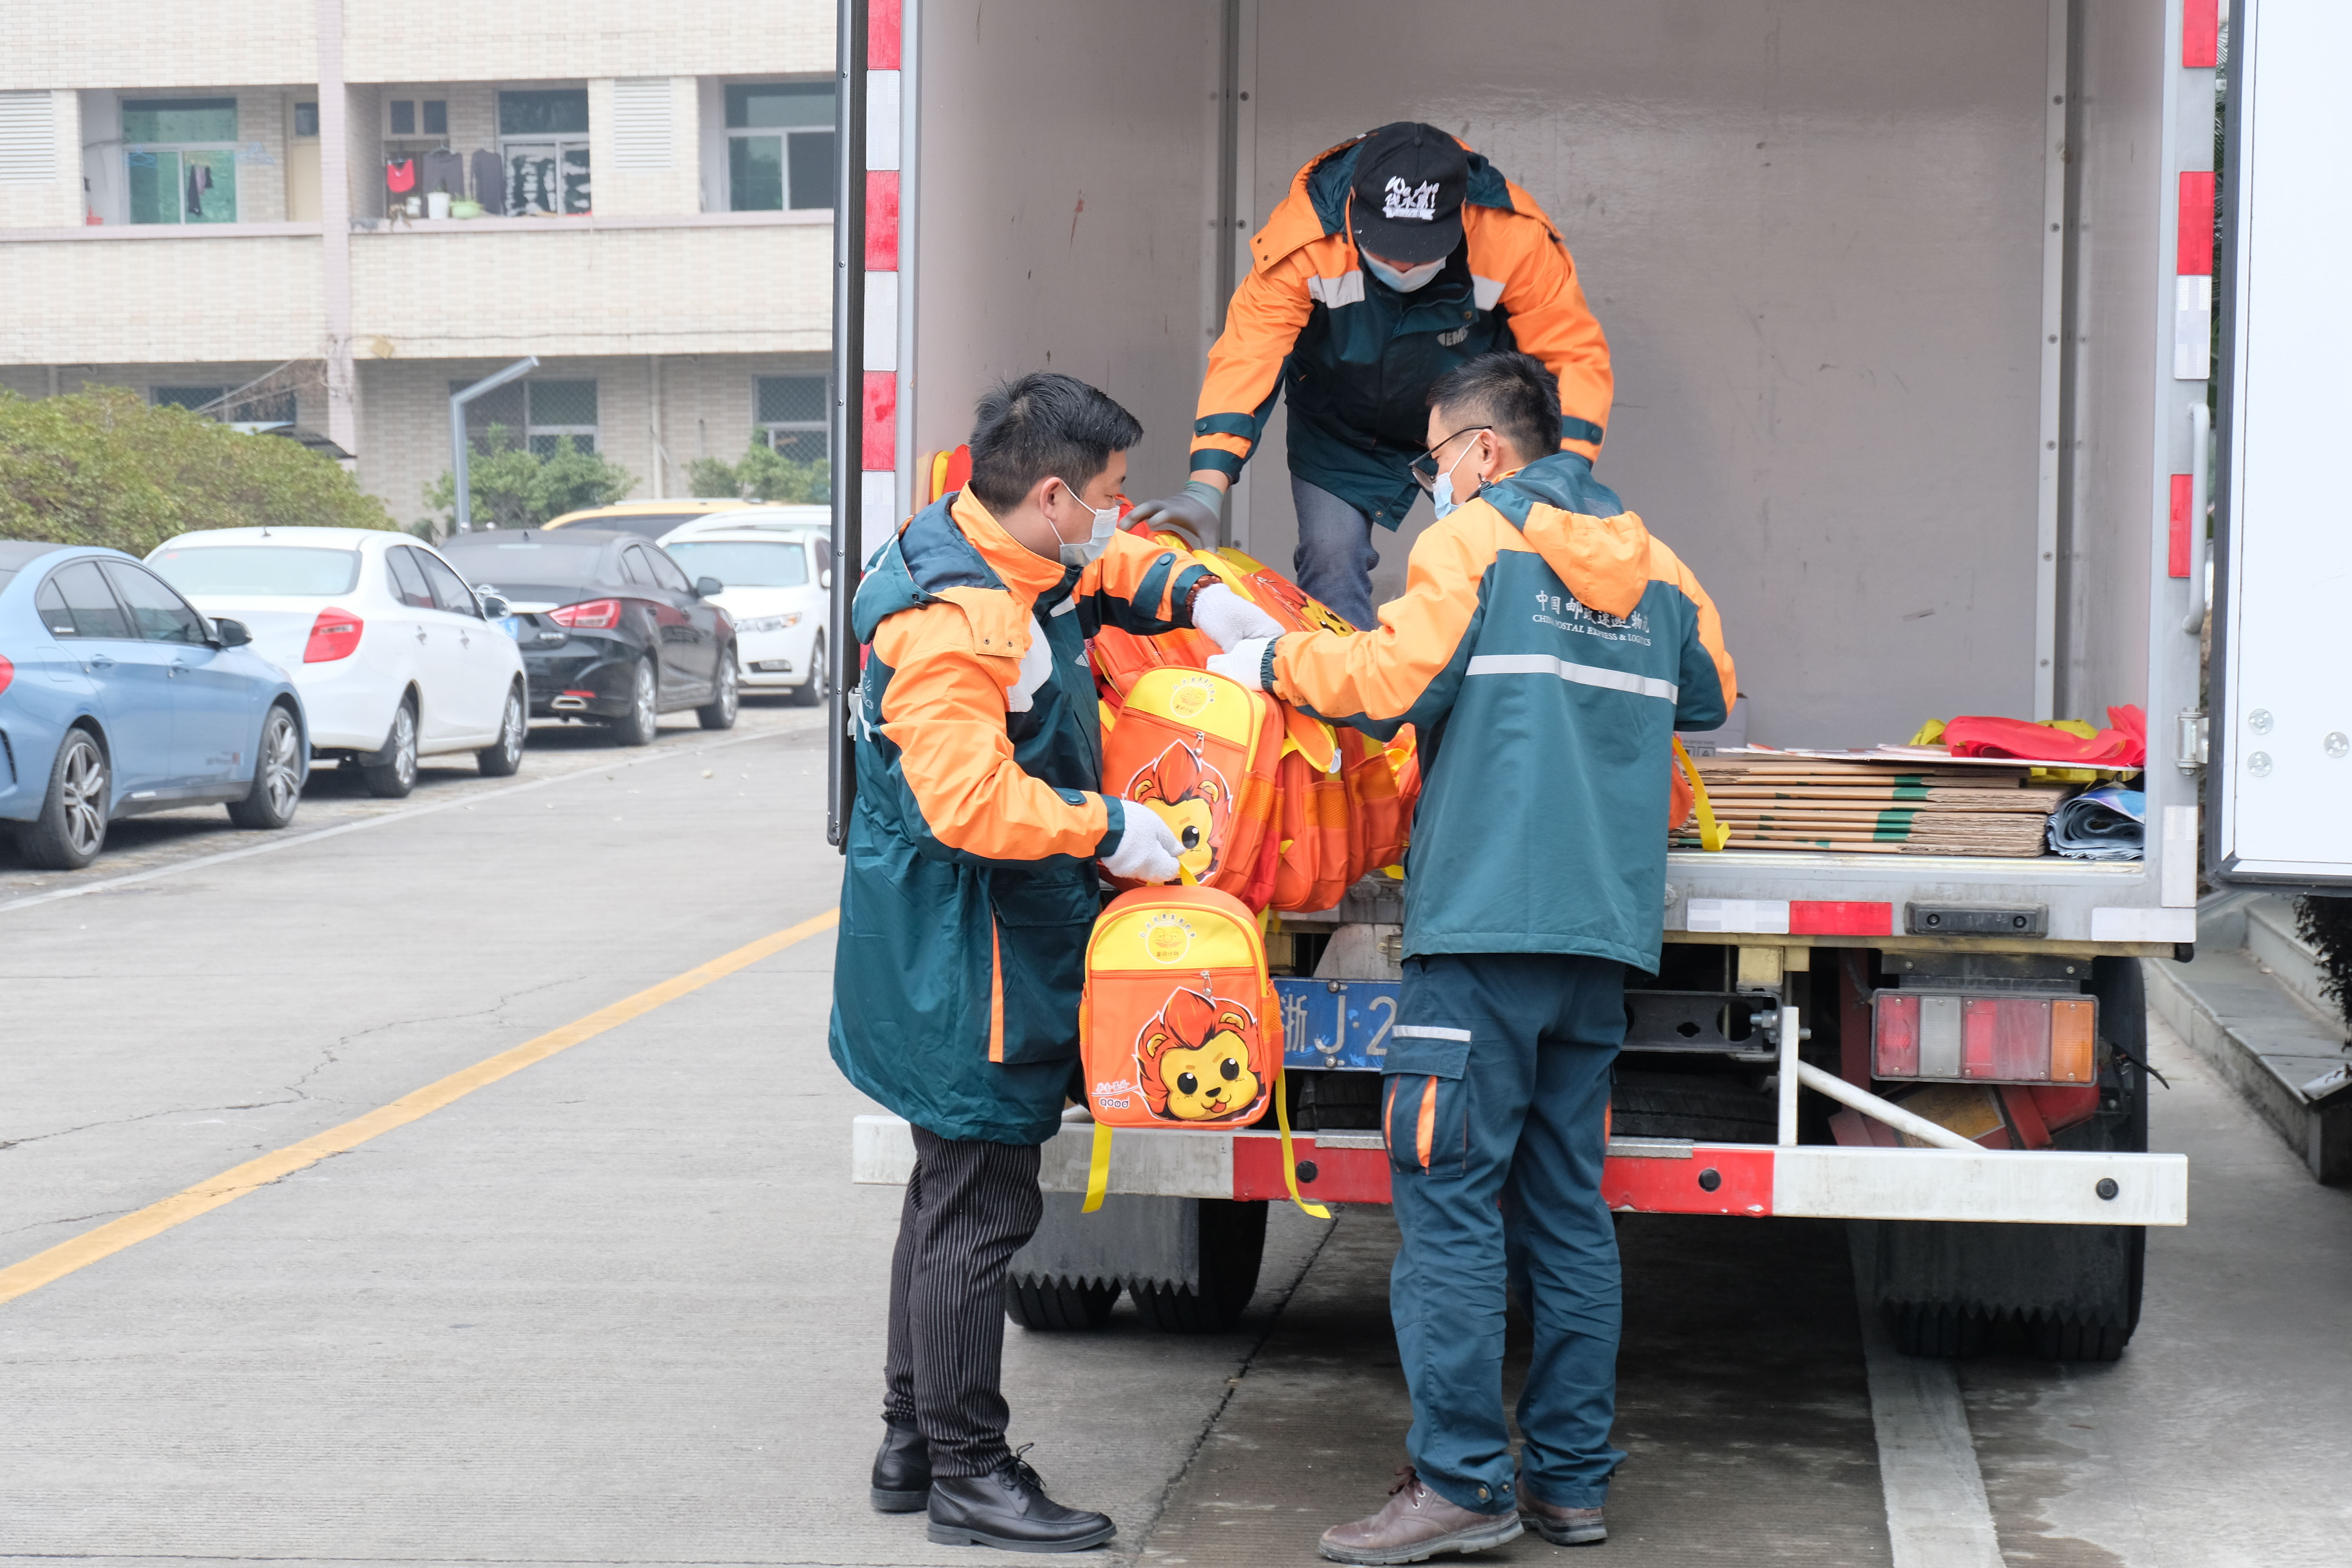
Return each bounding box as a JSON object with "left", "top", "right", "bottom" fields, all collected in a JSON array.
[
  {"left": 655, "top": 524, "right": 829, "bottom": 704},
  {"left": 148, "top": 527, "right": 529, "bottom": 797}
]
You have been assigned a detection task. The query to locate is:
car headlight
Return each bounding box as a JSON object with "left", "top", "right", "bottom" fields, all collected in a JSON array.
[{"left": 737, "top": 613, "right": 802, "bottom": 634}]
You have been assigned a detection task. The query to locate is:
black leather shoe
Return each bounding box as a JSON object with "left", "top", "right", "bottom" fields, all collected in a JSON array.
[
  {"left": 926, "top": 1447, "right": 1116, "bottom": 1552},
  {"left": 870, "top": 1420, "right": 931, "bottom": 1512}
]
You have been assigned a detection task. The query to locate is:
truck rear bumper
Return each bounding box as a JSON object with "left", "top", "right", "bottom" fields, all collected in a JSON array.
[{"left": 851, "top": 1114, "right": 2186, "bottom": 1227}]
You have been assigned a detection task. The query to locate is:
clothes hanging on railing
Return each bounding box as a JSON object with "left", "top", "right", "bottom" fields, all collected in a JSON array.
[{"left": 469, "top": 149, "right": 505, "bottom": 214}]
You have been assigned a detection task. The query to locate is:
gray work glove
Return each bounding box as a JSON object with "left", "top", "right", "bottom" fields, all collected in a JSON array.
[
  {"left": 1101, "top": 803, "right": 1186, "bottom": 883},
  {"left": 1125, "top": 479, "right": 1224, "bottom": 549},
  {"left": 1190, "top": 583, "right": 1285, "bottom": 652}
]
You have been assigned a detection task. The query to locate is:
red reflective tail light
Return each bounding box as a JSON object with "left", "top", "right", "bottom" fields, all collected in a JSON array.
[
  {"left": 304, "top": 607, "right": 364, "bottom": 662},
  {"left": 548, "top": 598, "right": 622, "bottom": 629},
  {"left": 1873, "top": 991, "right": 2096, "bottom": 1085},
  {"left": 0, "top": 653, "right": 14, "bottom": 696}
]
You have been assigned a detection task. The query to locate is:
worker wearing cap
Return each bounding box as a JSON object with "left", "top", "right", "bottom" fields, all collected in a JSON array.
[{"left": 1129, "top": 122, "right": 1612, "bottom": 633}]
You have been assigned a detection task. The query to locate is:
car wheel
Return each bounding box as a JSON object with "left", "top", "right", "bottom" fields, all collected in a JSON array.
[
  {"left": 792, "top": 639, "right": 828, "bottom": 707},
  {"left": 361, "top": 697, "right": 420, "bottom": 798},
  {"left": 612, "top": 659, "right": 659, "bottom": 746},
  {"left": 698, "top": 648, "right": 739, "bottom": 731},
  {"left": 17, "top": 727, "right": 110, "bottom": 870},
  {"left": 227, "top": 704, "right": 303, "bottom": 829},
  {"left": 477, "top": 684, "right": 527, "bottom": 776}
]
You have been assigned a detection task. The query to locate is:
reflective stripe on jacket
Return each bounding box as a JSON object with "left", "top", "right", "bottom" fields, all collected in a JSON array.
[
  {"left": 1269, "top": 452, "right": 1733, "bottom": 971},
  {"left": 830, "top": 492, "right": 1212, "bottom": 1145},
  {"left": 1190, "top": 137, "right": 1612, "bottom": 530}
]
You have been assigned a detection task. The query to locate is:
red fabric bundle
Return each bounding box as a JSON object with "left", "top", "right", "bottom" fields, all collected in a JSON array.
[{"left": 1943, "top": 704, "right": 2145, "bottom": 767}]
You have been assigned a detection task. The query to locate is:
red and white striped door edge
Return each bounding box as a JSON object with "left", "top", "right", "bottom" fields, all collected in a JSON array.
[{"left": 861, "top": 0, "right": 909, "bottom": 539}]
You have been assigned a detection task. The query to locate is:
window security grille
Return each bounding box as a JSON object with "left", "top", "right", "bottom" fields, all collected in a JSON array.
[
  {"left": 0, "top": 91, "right": 54, "bottom": 183},
  {"left": 610, "top": 79, "right": 671, "bottom": 171}
]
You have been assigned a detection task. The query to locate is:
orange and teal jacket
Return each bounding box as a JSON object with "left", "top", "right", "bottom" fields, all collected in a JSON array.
[
  {"left": 1191, "top": 136, "right": 1612, "bottom": 530},
  {"left": 831, "top": 490, "right": 1214, "bottom": 1145},
  {"left": 1265, "top": 451, "right": 1734, "bottom": 971}
]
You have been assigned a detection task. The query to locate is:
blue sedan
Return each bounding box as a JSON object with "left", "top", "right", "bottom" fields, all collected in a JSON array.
[{"left": 0, "top": 541, "right": 310, "bottom": 869}]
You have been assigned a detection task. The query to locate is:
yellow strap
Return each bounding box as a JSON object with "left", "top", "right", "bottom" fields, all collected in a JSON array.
[
  {"left": 1673, "top": 735, "right": 1730, "bottom": 852},
  {"left": 1082, "top": 1117, "right": 1112, "bottom": 1213},
  {"left": 1274, "top": 1068, "right": 1332, "bottom": 1219},
  {"left": 1178, "top": 862, "right": 1199, "bottom": 886}
]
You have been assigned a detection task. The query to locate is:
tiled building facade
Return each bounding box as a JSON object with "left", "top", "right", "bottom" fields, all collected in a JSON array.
[{"left": 0, "top": 0, "right": 835, "bottom": 527}]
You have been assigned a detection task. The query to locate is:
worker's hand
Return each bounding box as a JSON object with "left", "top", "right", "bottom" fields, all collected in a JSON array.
[
  {"left": 1205, "top": 637, "right": 1273, "bottom": 692},
  {"left": 1190, "top": 583, "right": 1285, "bottom": 652},
  {"left": 1101, "top": 804, "right": 1187, "bottom": 883},
  {"left": 1125, "top": 481, "right": 1223, "bottom": 549}
]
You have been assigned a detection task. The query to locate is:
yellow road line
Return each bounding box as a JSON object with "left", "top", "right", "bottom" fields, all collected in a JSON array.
[{"left": 0, "top": 907, "right": 840, "bottom": 1307}]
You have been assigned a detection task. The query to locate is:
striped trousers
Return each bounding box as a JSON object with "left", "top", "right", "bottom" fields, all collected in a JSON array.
[{"left": 882, "top": 1128, "right": 1045, "bottom": 1477}]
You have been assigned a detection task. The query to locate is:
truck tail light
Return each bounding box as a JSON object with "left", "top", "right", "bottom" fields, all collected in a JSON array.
[
  {"left": 304, "top": 607, "right": 364, "bottom": 662},
  {"left": 549, "top": 598, "right": 622, "bottom": 629},
  {"left": 1872, "top": 991, "right": 2097, "bottom": 1085}
]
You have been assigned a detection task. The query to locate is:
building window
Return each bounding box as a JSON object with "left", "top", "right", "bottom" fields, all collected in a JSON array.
[
  {"left": 499, "top": 89, "right": 590, "bottom": 216},
  {"left": 153, "top": 385, "right": 227, "bottom": 411},
  {"left": 755, "top": 376, "right": 828, "bottom": 461},
  {"left": 294, "top": 101, "right": 319, "bottom": 138},
  {"left": 725, "top": 83, "right": 834, "bottom": 212},
  {"left": 123, "top": 98, "right": 238, "bottom": 224},
  {"left": 386, "top": 98, "right": 448, "bottom": 138},
  {"left": 454, "top": 378, "right": 599, "bottom": 456},
  {"left": 154, "top": 386, "right": 298, "bottom": 423}
]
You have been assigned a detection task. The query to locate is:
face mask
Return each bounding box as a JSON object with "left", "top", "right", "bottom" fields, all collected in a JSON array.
[
  {"left": 1050, "top": 479, "right": 1120, "bottom": 567},
  {"left": 1431, "top": 436, "right": 1485, "bottom": 520},
  {"left": 1365, "top": 253, "right": 1445, "bottom": 293}
]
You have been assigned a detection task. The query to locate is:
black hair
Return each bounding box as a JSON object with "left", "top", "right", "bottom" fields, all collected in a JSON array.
[
  {"left": 966, "top": 372, "right": 1143, "bottom": 513},
  {"left": 1426, "top": 350, "right": 1559, "bottom": 468}
]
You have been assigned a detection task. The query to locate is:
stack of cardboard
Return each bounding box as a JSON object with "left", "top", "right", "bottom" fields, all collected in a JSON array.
[{"left": 1673, "top": 752, "right": 2071, "bottom": 856}]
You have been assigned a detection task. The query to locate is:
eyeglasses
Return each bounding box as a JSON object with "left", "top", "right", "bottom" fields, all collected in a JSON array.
[{"left": 1408, "top": 426, "right": 1491, "bottom": 494}]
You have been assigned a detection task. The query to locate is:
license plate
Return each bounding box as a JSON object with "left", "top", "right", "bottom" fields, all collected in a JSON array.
[
  {"left": 501, "top": 616, "right": 524, "bottom": 639},
  {"left": 1276, "top": 978, "right": 1399, "bottom": 1071}
]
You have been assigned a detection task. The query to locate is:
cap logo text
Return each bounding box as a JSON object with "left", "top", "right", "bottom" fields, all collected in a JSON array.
[{"left": 1383, "top": 176, "right": 1442, "bottom": 222}]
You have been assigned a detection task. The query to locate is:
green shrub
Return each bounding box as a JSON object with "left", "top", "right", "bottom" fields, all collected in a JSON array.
[
  {"left": 421, "top": 428, "right": 638, "bottom": 532},
  {"left": 683, "top": 440, "right": 829, "bottom": 505},
  {"left": 0, "top": 388, "right": 395, "bottom": 554}
]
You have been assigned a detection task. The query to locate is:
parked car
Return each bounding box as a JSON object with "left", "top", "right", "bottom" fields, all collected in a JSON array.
[
  {"left": 538, "top": 498, "right": 759, "bottom": 541},
  {"left": 148, "top": 528, "right": 528, "bottom": 799},
  {"left": 657, "top": 505, "right": 831, "bottom": 542},
  {"left": 0, "top": 541, "right": 308, "bottom": 869},
  {"left": 655, "top": 524, "right": 830, "bottom": 705},
  {"left": 437, "top": 528, "right": 737, "bottom": 744}
]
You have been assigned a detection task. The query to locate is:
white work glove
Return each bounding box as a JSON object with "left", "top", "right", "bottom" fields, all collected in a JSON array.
[
  {"left": 1125, "top": 481, "right": 1223, "bottom": 548},
  {"left": 1204, "top": 637, "right": 1273, "bottom": 692},
  {"left": 1101, "top": 803, "right": 1186, "bottom": 883},
  {"left": 1190, "top": 582, "right": 1285, "bottom": 652}
]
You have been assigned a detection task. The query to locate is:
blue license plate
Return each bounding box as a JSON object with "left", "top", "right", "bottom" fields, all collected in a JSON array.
[{"left": 1276, "top": 978, "right": 1399, "bottom": 1071}]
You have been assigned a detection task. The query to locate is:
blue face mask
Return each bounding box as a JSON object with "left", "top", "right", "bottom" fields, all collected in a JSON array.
[
  {"left": 1050, "top": 479, "right": 1121, "bottom": 567},
  {"left": 1431, "top": 436, "right": 1485, "bottom": 520},
  {"left": 1365, "top": 253, "right": 1445, "bottom": 293}
]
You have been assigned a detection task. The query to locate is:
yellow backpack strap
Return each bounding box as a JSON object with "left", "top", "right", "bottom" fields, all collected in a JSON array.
[
  {"left": 1273, "top": 1068, "right": 1332, "bottom": 1219},
  {"left": 1673, "top": 735, "right": 1730, "bottom": 853},
  {"left": 1082, "top": 1118, "right": 1113, "bottom": 1213}
]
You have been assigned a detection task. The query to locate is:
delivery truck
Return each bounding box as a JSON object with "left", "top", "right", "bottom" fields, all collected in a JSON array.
[{"left": 831, "top": 0, "right": 2351, "bottom": 1360}]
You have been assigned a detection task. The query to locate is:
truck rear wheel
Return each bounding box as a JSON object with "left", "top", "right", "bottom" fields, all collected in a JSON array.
[
  {"left": 1005, "top": 1276, "right": 1122, "bottom": 1331},
  {"left": 1132, "top": 1200, "right": 1267, "bottom": 1334},
  {"left": 1870, "top": 958, "right": 2149, "bottom": 1362}
]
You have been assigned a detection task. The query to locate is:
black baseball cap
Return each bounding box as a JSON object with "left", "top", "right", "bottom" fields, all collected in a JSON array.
[{"left": 1348, "top": 122, "right": 1469, "bottom": 265}]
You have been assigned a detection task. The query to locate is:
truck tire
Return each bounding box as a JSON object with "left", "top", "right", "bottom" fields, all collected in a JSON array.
[
  {"left": 1871, "top": 958, "right": 2149, "bottom": 1362},
  {"left": 1132, "top": 1199, "right": 1267, "bottom": 1333},
  {"left": 1005, "top": 1276, "right": 1122, "bottom": 1331},
  {"left": 1610, "top": 1068, "right": 1779, "bottom": 1143}
]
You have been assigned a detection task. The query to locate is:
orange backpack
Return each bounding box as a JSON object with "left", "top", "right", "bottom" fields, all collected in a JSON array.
[
  {"left": 1100, "top": 666, "right": 1284, "bottom": 910},
  {"left": 1077, "top": 886, "right": 1328, "bottom": 1218}
]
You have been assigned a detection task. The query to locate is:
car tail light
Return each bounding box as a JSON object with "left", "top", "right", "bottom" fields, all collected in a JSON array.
[
  {"left": 305, "top": 607, "right": 364, "bottom": 662},
  {"left": 1872, "top": 991, "right": 2097, "bottom": 1084},
  {"left": 0, "top": 653, "right": 13, "bottom": 696},
  {"left": 548, "top": 598, "right": 622, "bottom": 629}
]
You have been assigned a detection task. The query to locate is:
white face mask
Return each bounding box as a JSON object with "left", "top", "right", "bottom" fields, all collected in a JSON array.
[
  {"left": 1365, "top": 253, "right": 1445, "bottom": 293},
  {"left": 1049, "top": 479, "right": 1120, "bottom": 567},
  {"left": 1430, "top": 435, "right": 1486, "bottom": 520}
]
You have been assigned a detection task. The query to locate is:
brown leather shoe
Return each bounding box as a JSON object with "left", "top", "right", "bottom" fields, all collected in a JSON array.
[
  {"left": 1519, "top": 1490, "right": 1607, "bottom": 1546},
  {"left": 1318, "top": 1466, "right": 1523, "bottom": 1565}
]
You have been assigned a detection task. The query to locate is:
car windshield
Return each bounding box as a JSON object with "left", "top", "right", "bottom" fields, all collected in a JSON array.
[
  {"left": 437, "top": 539, "right": 608, "bottom": 590},
  {"left": 553, "top": 511, "right": 719, "bottom": 540},
  {"left": 664, "top": 540, "right": 809, "bottom": 588},
  {"left": 150, "top": 545, "right": 362, "bottom": 597}
]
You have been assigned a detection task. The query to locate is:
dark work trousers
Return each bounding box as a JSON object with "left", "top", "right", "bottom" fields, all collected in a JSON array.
[
  {"left": 1382, "top": 952, "right": 1629, "bottom": 1515},
  {"left": 1290, "top": 475, "right": 1382, "bottom": 633},
  {"left": 882, "top": 1127, "right": 1045, "bottom": 1477}
]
